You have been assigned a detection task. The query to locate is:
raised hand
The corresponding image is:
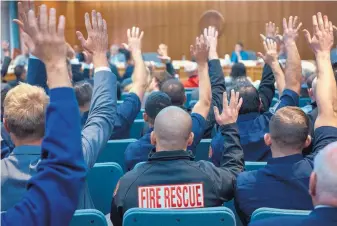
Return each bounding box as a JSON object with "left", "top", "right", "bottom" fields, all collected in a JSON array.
[
  {"left": 2, "top": 41, "right": 10, "bottom": 57},
  {"left": 157, "top": 43, "right": 171, "bottom": 62},
  {"left": 76, "top": 10, "right": 108, "bottom": 67},
  {"left": 257, "top": 38, "right": 278, "bottom": 65},
  {"left": 283, "top": 16, "right": 302, "bottom": 44},
  {"left": 203, "top": 26, "right": 218, "bottom": 59},
  {"left": 190, "top": 34, "right": 209, "bottom": 65},
  {"left": 214, "top": 90, "right": 243, "bottom": 126},
  {"left": 83, "top": 51, "right": 93, "bottom": 64},
  {"left": 66, "top": 43, "right": 76, "bottom": 59},
  {"left": 13, "top": 1, "right": 32, "bottom": 34},
  {"left": 265, "top": 21, "right": 279, "bottom": 39},
  {"left": 303, "top": 13, "right": 334, "bottom": 54},
  {"left": 126, "top": 27, "right": 144, "bottom": 53}
]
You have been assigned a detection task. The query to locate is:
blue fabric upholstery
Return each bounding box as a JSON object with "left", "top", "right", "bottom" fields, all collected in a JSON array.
[
  {"left": 96, "top": 139, "right": 137, "bottom": 171},
  {"left": 87, "top": 163, "right": 123, "bottom": 215},
  {"left": 70, "top": 209, "right": 108, "bottom": 226},
  {"left": 130, "top": 119, "right": 145, "bottom": 139},
  {"left": 194, "top": 139, "right": 211, "bottom": 161},
  {"left": 245, "top": 161, "right": 267, "bottom": 171},
  {"left": 251, "top": 207, "right": 311, "bottom": 222},
  {"left": 123, "top": 207, "right": 236, "bottom": 226}
]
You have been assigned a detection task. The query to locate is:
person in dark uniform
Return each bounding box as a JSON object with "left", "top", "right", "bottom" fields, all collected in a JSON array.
[{"left": 110, "top": 89, "right": 244, "bottom": 226}]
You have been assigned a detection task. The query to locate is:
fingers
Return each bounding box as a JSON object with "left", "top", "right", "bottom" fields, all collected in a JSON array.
[
  {"left": 260, "top": 34, "right": 266, "bottom": 41},
  {"left": 333, "top": 25, "right": 337, "bottom": 32},
  {"left": 296, "top": 22, "right": 302, "bottom": 32},
  {"left": 213, "top": 106, "right": 220, "bottom": 121},
  {"left": 48, "top": 8, "right": 56, "bottom": 35},
  {"left": 17, "top": 2, "right": 28, "bottom": 25},
  {"left": 283, "top": 18, "right": 288, "bottom": 32},
  {"left": 293, "top": 16, "right": 298, "bottom": 28},
  {"left": 222, "top": 91, "right": 229, "bottom": 110},
  {"left": 312, "top": 14, "right": 319, "bottom": 34},
  {"left": 317, "top": 12, "right": 324, "bottom": 31},
  {"left": 139, "top": 31, "right": 144, "bottom": 40},
  {"left": 262, "top": 39, "right": 268, "bottom": 52},
  {"left": 190, "top": 45, "right": 195, "bottom": 56},
  {"left": 57, "top": 15, "right": 65, "bottom": 38},
  {"left": 27, "top": 10, "right": 38, "bottom": 40},
  {"left": 91, "top": 10, "right": 98, "bottom": 30},
  {"left": 276, "top": 26, "right": 279, "bottom": 35},
  {"left": 329, "top": 21, "right": 333, "bottom": 33},
  {"left": 97, "top": 12, "right": 103, "bottom": 32},
  {"left": 203, "top": 28, "right": 208, "bottom": 39},
  {"left": 323, "top": 15, "right": 329, "bottom": 31},
  {"left": 103, "top": 19, "right": 107, "bottom": 35},
  {"left": 288, "top": 16, "right": 293, "bottom": 30},
  {"left": 256, "top": 52, "right": 265, "bottom": 60},
  {"left": 76, "top": 31, "right": 85, "bottom": 46},
  {"left": 303, "top": 29, "right": 312, "bottom": 44},
  {"left": 13, "top": 19, "right": 24, "bottom": 30},
  {"left": 39, "top": 4, "right": 48, "bottom": 33},
  {"left": 229, "top": 89, "right": 236, "bottom": 110},
  {"left": 84, "top": 12, "right": 92, "bottom": 34},
  {"left": 127, "top": 29, "right": 131, "bottom": 39},
  {"left": 237, "top": 97, "right": 243, "bottom": 111}
]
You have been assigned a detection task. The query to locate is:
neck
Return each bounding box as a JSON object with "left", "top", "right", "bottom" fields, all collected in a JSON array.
[
  {"left": 271, "top": 145, "right": 302, "bottom": 158},
  {"left": 156, "top": 145, "right": 187, "bottom": 152},
  {"left": 314, "top": 195, "right": 337, "bottom": 208},
  {"left": 11, "top": 135, "right": 43, "bottom": 147}
]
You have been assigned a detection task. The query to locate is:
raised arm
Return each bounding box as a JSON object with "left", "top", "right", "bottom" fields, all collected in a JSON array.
[
  {"left": 257, "top": 35, "right": 284, "bottom": 97},
  {"left": 127, "top": 27, "right": 148, "bottom": 103},
  {"left": 304, "top": 13, "right": 337, "bottom": 130},
  {"left": 191, "top": 35, "right": 212, "bottom": 119},
  {"left": 76, "top": 11, "right": 117, "bottom": 168},
  {"left": 213, "top": 90, "right": 244, "bottom": 202},
  {"left": 1, "top": 41, "right": 11, "bottom": 77},
  {"left": 158, "top": 43, "right": 176, "bottom": 76},
  {"left": 283, "top": 16, "right": 303, "bottom": 95},
  {"left": 203, "top": 26, "right": 226, "bottom": 137},
  {"left": 2, "top": 5, "right": 86, "bottom": 226}
]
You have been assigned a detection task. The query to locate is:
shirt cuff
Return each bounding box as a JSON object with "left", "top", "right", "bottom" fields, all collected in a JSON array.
[
  {"left": 70, "top": 58, "right": 80, "bottom": 64},
  {"left": 95, "top": 66, "right": 111, "bottom": 73},
  {"left": 82, "top": 63, "right": 92, "bottom": 70},
  {"left": 29, "top": 54, "right": 40, "bottom": 60}
]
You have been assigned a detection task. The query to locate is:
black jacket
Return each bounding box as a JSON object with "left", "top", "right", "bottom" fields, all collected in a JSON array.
[{"left": 110, "top": 123, "right": 244, "bottom": 226}]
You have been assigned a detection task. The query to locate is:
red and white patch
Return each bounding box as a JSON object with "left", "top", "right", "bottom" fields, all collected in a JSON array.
[{"left": 138, "top": 183, "right": 204, "bottom": 209}]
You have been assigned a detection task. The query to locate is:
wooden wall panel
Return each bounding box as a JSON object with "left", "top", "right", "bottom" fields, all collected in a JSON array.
[{"left": 38, "top": 1, "right": 337, "bottom": 60}]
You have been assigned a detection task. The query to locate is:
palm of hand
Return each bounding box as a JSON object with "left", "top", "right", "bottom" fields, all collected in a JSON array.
[
  {"left": 265, "top": 49, "right": 278, "bottom": 64},
  {"left": 309, "top": 33, "right": 334, "bottom": 53},
  {"left": 128, "top": 38, "right": 141, "bottom": 52},
  {"left": 33, "top": 35, "right": 66, "bottom": 62},
  {"left": 283, "top": 29, "right": 298, "bottom": 43}
]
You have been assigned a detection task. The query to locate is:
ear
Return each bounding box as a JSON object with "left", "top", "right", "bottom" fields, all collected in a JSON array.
[
  {"left": 186, "top": 132, "right": 194, "bottom": 147},
  {"left": 303, "top": 135, "right": 312, "bottom": 148},
  {"left": 143, "top": 112, "right": 148, "bottom": 122},
  {"left": 264, "top": 133, "right": 272, "bottom": 146},
  {"left": 3, "top": 119, "right": 10, "bottom": 133},
  {"left": 309, "top": 172, "right": 317, "bottom": 198},
  {"left": 150, "top": 131, "right": 157, "bottom": 146}
]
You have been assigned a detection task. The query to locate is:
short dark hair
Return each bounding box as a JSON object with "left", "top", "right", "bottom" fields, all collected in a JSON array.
[
  {"left": 145, "top": 91, "right": 172, "bottom": 124},
  {"left": 74, "top": 81, "right": 93, "bottom": 107},
  {"left": 160, "top": 79, "right": 185, "bottom": 106},
  {"left": 231, "top": 63, "right": 247, "bottom": 79},
  {"left": 232, "top": 78, "right": 260, "bottom": 114},
  {"left": 237, "top": 42, "right": 244, "bottom": 48},
  {"left": 152, "top": 71, "right": 173, "bottom": 90},
  {"left": 14, "top": 65, "right": 26, "bottom": 79},
  {"left": 269, "top": 107, "right": 310, "bottom": 149}
]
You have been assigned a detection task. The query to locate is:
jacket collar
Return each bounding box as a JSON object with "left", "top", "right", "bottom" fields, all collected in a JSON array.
[
  {"left": 311, "top": 207, "right": 337, "bottom": 221},
  {"left": 238, "top": 112, "right": 260, "bottom": 122},
  {"left": 267, "top": 153, "right": 304, "bottom": 165},
  {"left": 11, "top": 145, "right": 41, "bottom": 155},
  {"left": 148, "top": 149, "right": 195, "bottom": 161}
]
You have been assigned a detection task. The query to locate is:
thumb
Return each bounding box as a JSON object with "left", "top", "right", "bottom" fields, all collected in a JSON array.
[
  {"left": 259, "top": 34, "right": 266, "bottom": 41},
  {"left": 76, "top": 31, "right": 85, "bottom": 46},
  {"left": 302, "top": 29, "right": 311, "bottom": 44},
  {"left": 256, "top": 52, "right": 265, "bottom": 60},
  {"left": 122, "top": 43, "right": 129, "bottom": 50},
  {"left": 213, "top": 106, "right": 220, "bottom": 121}
]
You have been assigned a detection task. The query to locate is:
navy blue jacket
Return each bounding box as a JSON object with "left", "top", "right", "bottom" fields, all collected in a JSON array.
[
  {"left": 249, "top": 207, "right": 337, "bottom": 226},
  {"left": 124, "top": 113, "right": 206, "bottom": 171},
  {"left": 1, "top": 88, "right": 86, "bottom": 226},
  {"left": 112, "top": 123, "right": 244, "bottom": 226},
  {"left": 1, "top": 123, "right": 14, "bottom": 159},
  {"left": 235, "top": 126, "right": 337, "bottom": 225},
  {"left": 210, "top": 89, "right": 299, "bottom": 164}
]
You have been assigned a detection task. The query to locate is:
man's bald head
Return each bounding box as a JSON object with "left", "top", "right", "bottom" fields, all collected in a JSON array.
[{"left": 151, "top": 106, "right": 194, "bottom": 151}]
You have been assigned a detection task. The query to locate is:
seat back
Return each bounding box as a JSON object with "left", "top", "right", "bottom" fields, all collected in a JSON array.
[
  {"left": 123, "top": 207, "right": 236, "bottom": 226},
  {"left": 130, "top": 119, "right": 145, "bottom": 139},
  {"left": 184, "top": 91, "right": 193, "bottom": 108},
  {"left": 251, "top": 207, "right": 310, "bottom": 222},
  {"left": 245, "top": 161, "right": 267, "bottom": 171},
  {"left": 97, "top": 139, "right": 137, "bottom": 170},
  {"left": 87, "top": 163, "right": 123, "bottom": 215},
  {"left": 194, "top": 139, "right": 212, "bottom": 161},
  {"left": 299, "top": 97, "right": 311, "bottom": 108},
  {"left": 70, "top": 209, "right": 107, "bottom": 226},
  {"left": 136, "top": 109, "right": 145, "bottom": 120}
]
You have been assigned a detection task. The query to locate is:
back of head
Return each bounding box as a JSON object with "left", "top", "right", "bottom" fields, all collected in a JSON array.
[
  {"left": 152, "top": 71, "right": 173, "bottom": 90},
  {"left": 160, "top": 79, "right": 185, "bottom": 107},
  {"left": 74, "top": 81, "right": 93, "bottom": 107},
  {"left": 231, "top": 63, "right": 247, "bottom": 79},
  {"left": 313, "top": 141, "right": 337, "bottom": 203},
  {"left": 233, "top": 78, "right": 260, "bottom": 114},
  {"left": 145, "top": 91, "right": 172, "bottom": 125},
  {"left": 269, "top": 106, "right": 310, "bottom": 151},
  {"left": 3, "top": 83, "right": 49, "bottom": 140},
  {"left": 14, "top": 65, "right": 26, "bottom": 80},
  {"left": 153, "top": 106, "right": 192, "bottom": 151}
]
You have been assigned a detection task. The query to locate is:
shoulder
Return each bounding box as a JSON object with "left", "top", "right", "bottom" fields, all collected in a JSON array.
[
  {"left": 237, "top": 170, "right": 259, "bottom": 187},
  {"left": 191, "top": 113, "right": 207, "bottom": 125}
]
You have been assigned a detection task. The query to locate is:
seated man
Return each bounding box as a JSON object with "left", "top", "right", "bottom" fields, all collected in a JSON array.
[
  {"left": 5, "top": 4, "right": 117, "bottom": 210},
  {"left": 125, "top": 91, "right": 172, "bottom": 171},
  {"left": 74, "top": 81, "right": 93, "bottom": 126},
  {"left": 1, "top": 4, "right": 86, "bottom": 225},
  {"left": 111, "top": 89, "right": 244, "bottom": 226},
  {"left": 210, "top": 17, "right": 302, "bottom": 163},
  {"left": 182, "top": 61, "right": 199, "bottom": 88},
  {"left": 237, "top": 13, "right": 337, "bottom": 225},
  {"left": 231, "top": 42, "right": 249, "bottom": 63}
]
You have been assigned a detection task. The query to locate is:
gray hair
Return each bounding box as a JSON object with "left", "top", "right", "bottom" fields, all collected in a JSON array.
[{"left": 314, "top": 141, "right": 337, "bottom": 198}]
